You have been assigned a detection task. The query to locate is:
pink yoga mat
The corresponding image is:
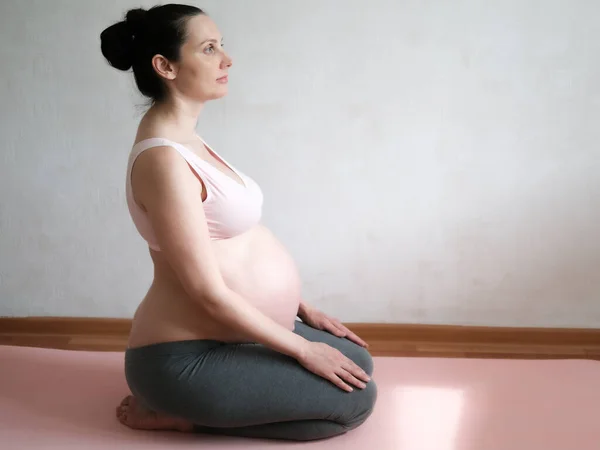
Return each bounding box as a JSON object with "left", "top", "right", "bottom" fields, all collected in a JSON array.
[{"left": 1, "top": 344, "right": 598, "bottom": 449}]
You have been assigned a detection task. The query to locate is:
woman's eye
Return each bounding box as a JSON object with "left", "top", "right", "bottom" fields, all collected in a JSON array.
[{"left": 204, "top": 45, "right": 215, "bottom": 54}]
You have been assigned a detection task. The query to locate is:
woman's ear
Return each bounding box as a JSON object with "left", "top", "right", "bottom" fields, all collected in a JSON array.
[{"left": 152, "top": 54, "right": 177, "bottom": 80}]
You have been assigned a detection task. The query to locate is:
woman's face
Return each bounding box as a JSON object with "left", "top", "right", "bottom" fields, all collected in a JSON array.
[{"left": 168, "top": 14, "right": 232, "bottom": 102}]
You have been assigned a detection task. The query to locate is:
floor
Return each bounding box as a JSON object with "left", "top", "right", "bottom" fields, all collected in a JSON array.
[{"left": 1, "top": 344, "right": 599, "bottom": 450}]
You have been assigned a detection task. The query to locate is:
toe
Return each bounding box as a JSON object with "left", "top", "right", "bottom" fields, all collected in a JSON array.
[{"left": 116, "top": 403, "right": 129, "bottom": 420}]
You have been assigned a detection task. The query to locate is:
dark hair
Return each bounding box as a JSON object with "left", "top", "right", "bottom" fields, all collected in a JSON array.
[{"left": 100, "top": 4, "right": 204, "bottom": 103}]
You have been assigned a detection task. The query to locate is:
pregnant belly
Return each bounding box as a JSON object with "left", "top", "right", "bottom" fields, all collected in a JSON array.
[{"left": 217, "top": 226, "right": 302, "bottom": 330}]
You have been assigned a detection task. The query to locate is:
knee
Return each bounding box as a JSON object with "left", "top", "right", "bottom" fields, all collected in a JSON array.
[
  {"left": 363, "top": 379, "right": 378, "bottom": 414},
  {"left": 341, "top": 380, "right": 378, "bottom": 430},
  {"left": 348, "top": 344, "right": 374, "bottom": 377}
]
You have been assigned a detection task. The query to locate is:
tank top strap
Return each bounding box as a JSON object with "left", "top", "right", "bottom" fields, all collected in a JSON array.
[
  {"left": 131, "top": 137, "right": 195, "bottom": 164},
  {"left": 131, "top": 137, "right": 222, "bottom": 180}
]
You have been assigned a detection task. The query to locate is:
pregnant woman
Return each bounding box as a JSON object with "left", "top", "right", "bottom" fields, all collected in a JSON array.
[{"left": 100, "top": 3, "right": 377, "bottom": 441}]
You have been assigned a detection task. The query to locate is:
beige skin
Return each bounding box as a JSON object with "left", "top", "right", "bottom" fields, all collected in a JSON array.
[{"left": 118, "top": 13, "right": 372, "bottom": 432}]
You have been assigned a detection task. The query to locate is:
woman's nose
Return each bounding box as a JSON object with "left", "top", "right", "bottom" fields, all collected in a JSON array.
[{"left": 221, "top": 52, "right": 232, "bottom": 69}]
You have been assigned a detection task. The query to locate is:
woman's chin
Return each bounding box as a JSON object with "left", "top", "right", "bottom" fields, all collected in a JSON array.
[{"left": 208, "top": 87, "right": 228, "bottom": 101}]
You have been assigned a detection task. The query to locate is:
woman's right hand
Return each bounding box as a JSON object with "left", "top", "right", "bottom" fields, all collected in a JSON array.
[{"left": 297, "top": 341, "right": 371, "bottom": 392}]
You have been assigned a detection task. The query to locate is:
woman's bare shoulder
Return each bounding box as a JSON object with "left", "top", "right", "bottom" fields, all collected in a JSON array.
[{"left": 133, "top": 110, "right": 181, "bottom": 144}]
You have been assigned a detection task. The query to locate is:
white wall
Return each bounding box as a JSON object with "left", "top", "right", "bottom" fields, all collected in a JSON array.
[{"left": 1, "top": 0, "right": 599, "bottom": 327}]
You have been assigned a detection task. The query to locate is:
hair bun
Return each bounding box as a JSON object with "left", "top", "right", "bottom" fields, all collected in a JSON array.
[
  {"left": 125, "top": 8, "right": 148, "bottom": 36},
  {"left": 100, "top": 8, "right": 147, "bottom": 71}
]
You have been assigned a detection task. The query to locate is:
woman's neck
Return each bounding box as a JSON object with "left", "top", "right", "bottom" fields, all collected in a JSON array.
[{"left": 150, "top": 96, "right": 205, "bottom": 139}]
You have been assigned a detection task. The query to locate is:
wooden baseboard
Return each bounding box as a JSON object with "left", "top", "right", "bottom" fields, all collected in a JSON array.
[{"left": 1, "top": 317, "right": 599, "bottom": 359}]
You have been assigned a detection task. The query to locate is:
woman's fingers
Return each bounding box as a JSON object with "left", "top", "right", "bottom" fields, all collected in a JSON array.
[
  {"left": 331, "top": 319, "right": 369, "bottom": 348},
  {"left": 329, "top": 372, "right": 354, "bottom": 392},
  {"left": 337, "top": 368, "right": 367, "bottom": 389},
  {"left": 323, "top": 319, "right": 346, "bottom": 337},
  {"left": 343, "top": 360, "right": 371, "bottom": 383}
]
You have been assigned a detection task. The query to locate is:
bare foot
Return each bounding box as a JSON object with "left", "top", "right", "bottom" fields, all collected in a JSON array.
[{"left": 116, "top": 395, "right": 194, "bottom": 432}]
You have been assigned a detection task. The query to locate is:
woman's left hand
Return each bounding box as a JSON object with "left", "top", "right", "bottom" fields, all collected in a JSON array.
[{"left": 300, "top": 306, "right": 369, "bottom": 348}]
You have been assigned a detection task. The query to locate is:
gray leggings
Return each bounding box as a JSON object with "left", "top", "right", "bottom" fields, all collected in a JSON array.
[{"left": 124, "top": 320, "right": 377, "bottom": 441}]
